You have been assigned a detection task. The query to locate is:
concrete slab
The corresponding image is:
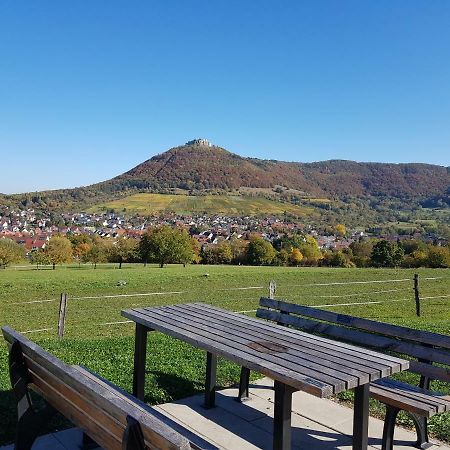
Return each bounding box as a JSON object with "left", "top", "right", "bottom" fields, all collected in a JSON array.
[
  {"left": 155, "top": 378, "right": 449, "bottom": 450},
  {"left": 0, "top": 428, "right": 86, "bottom": 450}
]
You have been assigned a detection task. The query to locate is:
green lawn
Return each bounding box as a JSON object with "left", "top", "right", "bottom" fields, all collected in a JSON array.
[{"left": 1, "top": 265, "right": 449, "bottom": 444}]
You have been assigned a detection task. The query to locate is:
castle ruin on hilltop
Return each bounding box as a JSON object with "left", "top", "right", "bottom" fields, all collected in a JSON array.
[{"left": 186, "top": 138, "right": 212, "bottom": 147}]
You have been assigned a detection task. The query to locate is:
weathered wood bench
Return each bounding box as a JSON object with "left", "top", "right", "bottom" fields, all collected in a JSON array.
[
  {"left": 2, "top": 326, "right": 193, "bottom": 450},
  {"left": 249, "top": 298, "right": 450, "bottom": 450}
]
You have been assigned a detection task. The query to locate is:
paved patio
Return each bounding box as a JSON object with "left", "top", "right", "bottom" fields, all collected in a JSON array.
[{"left": 2, "top": 378, "right": 449, "bottom": 450}]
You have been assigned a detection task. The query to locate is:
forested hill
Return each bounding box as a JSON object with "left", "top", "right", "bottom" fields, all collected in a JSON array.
[
  {"left": 2, "top": 142, "right": 450, "bottom": 211},
  {"left": 109, "top": 143, "right": 450, "bottom": 198}
]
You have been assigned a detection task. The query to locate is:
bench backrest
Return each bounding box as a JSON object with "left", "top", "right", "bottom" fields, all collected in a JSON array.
[
  {"left": 257, "top": 298, "right": 450, "bottom": 384},
  {"left": 2, "top": 326, "right": 191, "bottom": 450}
]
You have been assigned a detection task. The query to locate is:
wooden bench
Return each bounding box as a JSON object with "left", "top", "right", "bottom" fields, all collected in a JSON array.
[
  {"left": 250, "top": 298, "right": 450, "bottom": 450},
  {"left": 2, "top": 326, "right": 193, "bottom": 450}
]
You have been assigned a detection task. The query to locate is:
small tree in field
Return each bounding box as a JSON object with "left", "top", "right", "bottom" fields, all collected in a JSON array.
[
  {"left": 84, "top": 243, "right": 107, "bottom": 268},
  {"left": 45, "top": 236, "right": 73, "bottom": 269},
  {"left": 30, "top": 249, "right": 50, "bottom": 269},
  {"left": 0, "top": 239, "right": 25, "bottom": 268},
  {"left": 334, "top": 223, "right": 347, "bottom": 237},
  {"left": 73, "top": 242, "right": 91, "bottom": 266},
  {"left": 110, "top": 238, "right": 137, "bottom": 269},
  {"left": 289, "top": 248, "right": 303, "bottom": 266}
]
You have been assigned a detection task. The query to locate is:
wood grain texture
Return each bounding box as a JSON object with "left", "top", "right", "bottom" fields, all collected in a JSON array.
[{"left": 122, "top": 303, "right": 408, "bottom": 397}]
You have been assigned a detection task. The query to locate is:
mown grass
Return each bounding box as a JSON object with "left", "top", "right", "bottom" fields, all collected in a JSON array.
[
  {"left": 0, "top": 265, "right": 449, "bottom": 444},
  {"left": 88, "top": 192, "right": 315, "bottom": 216}
]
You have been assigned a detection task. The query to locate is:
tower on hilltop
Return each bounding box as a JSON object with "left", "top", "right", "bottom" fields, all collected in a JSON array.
[{"left": 185, "top": 138, "right": 212, "bottom": 147}]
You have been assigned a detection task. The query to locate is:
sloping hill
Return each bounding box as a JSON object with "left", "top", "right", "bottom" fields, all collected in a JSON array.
[
  {"left": 105, "top": 142, "right": 450, "bottom": 199},
  {"left": 2, "top": 141, "right": 449, "bottom": 216}
]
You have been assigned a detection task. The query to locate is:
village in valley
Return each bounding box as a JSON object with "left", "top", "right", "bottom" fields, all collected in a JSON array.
[{"left": 0, "top": 204, "right": 447, "bottom": 258}]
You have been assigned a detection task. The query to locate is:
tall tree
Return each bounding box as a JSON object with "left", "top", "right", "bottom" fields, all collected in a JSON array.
[
  {"left": 141, "top": 226, "right": 195, "bottom": 268},
  {"left": 110, "top": 238, "right": 137, "bottom": 269},
  {"left": 247, "top": 236, "right": 276, "bottom": 265},
  {"left": 84, "top": 243, "right": 107, "bottom": 268},
  {"left": 73, "top": 242, "right": 91, "bottom": 266},
  {"left": 289, "top": 248, "right": 304, "bottom": 266},
  {"left": 45, "top": 236, "right": 73, "bottom": 269},
  {"left": 371, "top": 240, "right": 404, "bottom": 267},
  {"left": 298, "top": 235, "right": 323, "bottom": 265},
  {"left": 30, "top": 249, "right": 50, "bottom": 269},
  {"left": 0, "top": 239, "right": 25, "bottom": 268}
]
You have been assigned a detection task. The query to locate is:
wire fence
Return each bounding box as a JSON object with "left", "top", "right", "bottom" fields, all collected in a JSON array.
[{"left": 11, "top": 274, "right": 449, "bottom": 336}]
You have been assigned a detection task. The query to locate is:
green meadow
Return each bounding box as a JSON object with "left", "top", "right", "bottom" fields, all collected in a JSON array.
[
  {"left": 88, "top": 192, "right": 316, "bottom": 216},
  {"left": 0, "top": 264, "right": 449, "bottom": 444}
]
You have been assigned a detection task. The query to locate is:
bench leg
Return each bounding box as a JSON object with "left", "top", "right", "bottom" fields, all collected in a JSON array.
[
  {"left": 9, "top": 341, "right": 57, "bottom": 450},
  {"left": 237, "top": 367, "right": 250, "bottom": 402},
  {"left": 381, "top": 405, "right": 400, "bottom": 450},
  {"left": 410, "top": 413, "right": 429, "bottom": 449},
  {"left": 273, "top": 381, "right": 294, "bottom": 450},
  {"left": 132, "top": 324, "right": 148, "bottom": 401},
  {"left": 204, "top": 352, "right": 217, "bottom": 408},
  {"left": 353, "top": 384, "right": 370, "bottom": 450}
]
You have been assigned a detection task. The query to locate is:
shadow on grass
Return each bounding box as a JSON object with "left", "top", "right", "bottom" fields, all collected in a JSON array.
[
  {"left": 145, "top": 370, "right": 205, "bottom": 404},
  {"left": 0, "top": 389, "right": 16, "bottom": 446}
]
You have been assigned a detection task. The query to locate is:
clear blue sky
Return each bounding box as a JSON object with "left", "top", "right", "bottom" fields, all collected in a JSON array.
[{"left": 1, "top": 1, "right": 449, "bottom": 194}]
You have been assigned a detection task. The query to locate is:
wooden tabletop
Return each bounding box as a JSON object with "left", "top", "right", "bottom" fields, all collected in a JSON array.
[{"left": 122, "top": 303, "right": 409, "bottom": 398}]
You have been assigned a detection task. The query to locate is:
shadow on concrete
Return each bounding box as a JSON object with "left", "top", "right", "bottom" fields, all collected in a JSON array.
[{"left": 163, "top": 383, "right": 417, "bottom": 450}]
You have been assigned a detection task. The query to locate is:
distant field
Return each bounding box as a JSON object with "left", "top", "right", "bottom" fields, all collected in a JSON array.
[
  {"left": 88, "top": 192, "right": 316, "bottom": 216},
  {"left": 0, "top": 265, "right": 449, "bottom": 444}
]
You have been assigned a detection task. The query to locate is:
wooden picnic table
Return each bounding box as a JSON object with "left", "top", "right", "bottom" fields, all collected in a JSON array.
[{"left": 122, "top": 303, "right": 409, "bottom": 450}]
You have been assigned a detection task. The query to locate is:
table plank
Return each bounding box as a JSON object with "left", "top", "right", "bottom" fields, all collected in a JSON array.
[
  {"left": 188, "top": 303, "right": 409, "bottom": 377},
  {"left": 196, "top": 303, "right": 408, "bottom": 371},
  {"left": 181, "top": 303, "right": 394, "bottom": 380},
  {"left": 158, "top": 305, "right": 360, "bottom": 390},
  {"left": 137, "top": 306, "right": 349, "bottom": 392},
  {"left": 172, "top": 304, "right": 373, "bottom": 385}
]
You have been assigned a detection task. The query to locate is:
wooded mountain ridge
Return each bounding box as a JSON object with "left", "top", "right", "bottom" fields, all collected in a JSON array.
[{"left": 1, "top": 142, "right": 449, "bottom": 212}]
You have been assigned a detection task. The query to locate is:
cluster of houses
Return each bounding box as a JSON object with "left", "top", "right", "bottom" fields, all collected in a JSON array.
[{"left": 0, "top": 206, "right": 447, "bottom": 256}]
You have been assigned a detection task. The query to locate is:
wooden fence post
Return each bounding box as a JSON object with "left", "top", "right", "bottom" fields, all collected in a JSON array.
[
  {"left": 269, "top": 280, "right": 277, "bottom": 299},
  {"left": 58, "top": 293, "right": 68, "bottom": 338},
  {"left": 414, "top": 274, "right": 420, "bottom": 317}
]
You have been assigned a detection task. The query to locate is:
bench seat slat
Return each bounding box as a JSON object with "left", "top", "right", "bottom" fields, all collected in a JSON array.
[
  {"left": 23, "top": 354, "right": 125, "bottom": 435},
  {"left": 374, "top": 378, "right": 450, "bottom": 409},
  {"left": 30, "top": 369, "right": 123, "bottom": 450},
  {"left": 370, "top": 379, "right": 450, "bottom": 417}
]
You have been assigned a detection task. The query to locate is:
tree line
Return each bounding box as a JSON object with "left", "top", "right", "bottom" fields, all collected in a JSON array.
[{"left": 0, "top": 226, "right": 449, "bottom": 269}]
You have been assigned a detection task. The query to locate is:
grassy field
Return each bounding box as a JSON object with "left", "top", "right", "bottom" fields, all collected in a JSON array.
[
  {"left": 0, "top": 264, "right": 449, "bottom": 444},
  {"left": 88, "top": 192, "right": 316, "bottom": 216}
]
